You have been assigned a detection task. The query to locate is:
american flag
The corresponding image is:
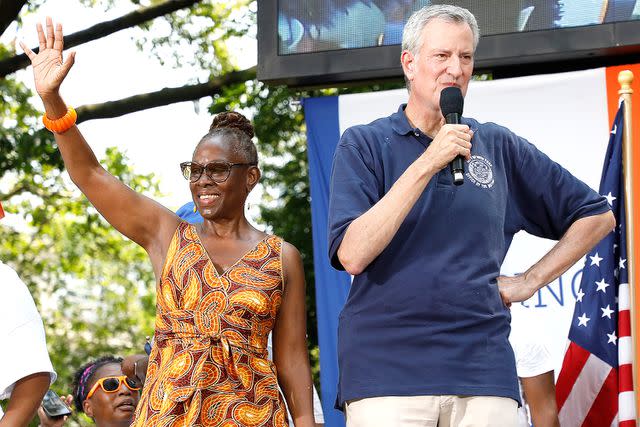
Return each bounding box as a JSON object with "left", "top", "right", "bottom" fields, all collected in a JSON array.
[{"left": 556, "top": 102, "right": 637, "bottom": 426}]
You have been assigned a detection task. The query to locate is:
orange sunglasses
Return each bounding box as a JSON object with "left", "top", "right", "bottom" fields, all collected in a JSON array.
[{"left": 85, "top": 375, "right": 141, "bottom": 400}]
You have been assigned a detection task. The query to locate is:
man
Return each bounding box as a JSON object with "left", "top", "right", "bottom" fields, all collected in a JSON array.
[
  {"left": 0, "top": 201, "right": 57, "bottom": 427},
  {"left": 327, "top": 5, "right": 614, "bottom": 426}
]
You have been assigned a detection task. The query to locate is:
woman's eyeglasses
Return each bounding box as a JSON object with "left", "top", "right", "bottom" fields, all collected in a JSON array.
[
  {"left": 180, "top": 161, "right": 256, "bottom": 183},
  {"left": 85, "top": 375, "right": 141, "bottom": 400}
]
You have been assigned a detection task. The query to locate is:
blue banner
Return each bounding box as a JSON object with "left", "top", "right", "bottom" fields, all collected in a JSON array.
[{"left": 304, "top": 96, "right": 350, "bottom": 427}]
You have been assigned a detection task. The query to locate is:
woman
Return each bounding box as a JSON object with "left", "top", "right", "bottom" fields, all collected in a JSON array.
[
  {"left": 21, "top": 18, "right": 315, "bottom": 427},
  {"left": 121, "top": 200, "right": 326, "bottom": 427},
  {"left": 38, "top": 356, "right": 140, "bottom": 427}
]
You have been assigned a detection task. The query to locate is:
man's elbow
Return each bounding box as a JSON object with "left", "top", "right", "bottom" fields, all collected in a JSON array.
[
  {"left": 606, "top": 210, "right": 616, "bottom": 229},
  {"left": 600, "top": 210, "right": 616, "bottom": 236},
  {"left": 337, "top": 246, "right": 366, "bottom": 276}
]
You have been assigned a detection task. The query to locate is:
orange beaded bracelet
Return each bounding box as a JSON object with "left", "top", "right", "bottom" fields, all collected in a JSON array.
[{"left": 42, "top": 106, "right": 77, "bottom": 133}]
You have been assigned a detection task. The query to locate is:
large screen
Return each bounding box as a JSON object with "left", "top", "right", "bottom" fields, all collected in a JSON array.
[
  {"left": 258, "top": 1, "right": 640, "bottom": 86},
  {"left": 277, "top": 0, "right": 640, "bottom": 55}
]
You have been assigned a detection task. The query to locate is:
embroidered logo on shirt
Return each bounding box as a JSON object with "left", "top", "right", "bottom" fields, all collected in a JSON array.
[{"left": 466, "top": 155, "right": 495, "bottom": 189}]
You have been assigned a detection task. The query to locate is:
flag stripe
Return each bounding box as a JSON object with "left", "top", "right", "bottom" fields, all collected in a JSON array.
[
  {"left": 559, "top": 353, "right": 612, "bottom": 426},
  {"left": 619, "top": 282, "right": 630, "bottom": 310},
  {"left": 619, "top": 310, "right": 632, "bottom": 337},
  {"left": 620, "top": 390, "right": 638, "bottom": 421},
  {"left": 581, "top": 368, "right": 618, "bottom": 426},
  {"left": 620, "top": 421, "right": 637, "bottom": 427},
  {"left": 620, "top": 336, "right": 633, "bottom": 365},
  {"left": 557, "top": 342, "right": 591, "bottom": 408},
  {"left": 620, "top": 364, "right": 635, "bottom": 392}
]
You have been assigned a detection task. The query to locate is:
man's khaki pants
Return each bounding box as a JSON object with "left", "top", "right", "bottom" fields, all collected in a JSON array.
[{"left": 345, "top": 395, "right": 518, "bottom": 427}]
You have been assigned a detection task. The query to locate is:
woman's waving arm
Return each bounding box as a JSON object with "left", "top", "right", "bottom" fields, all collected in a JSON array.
[{"left": 20, "top": 18, "right": 179, "bottom": 260}]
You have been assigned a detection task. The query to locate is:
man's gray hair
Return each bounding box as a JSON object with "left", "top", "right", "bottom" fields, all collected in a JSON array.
[{"left": 402, "top": 4, "right": 480, "bottom": 56}]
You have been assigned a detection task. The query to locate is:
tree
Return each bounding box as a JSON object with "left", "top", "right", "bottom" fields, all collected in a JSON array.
[
  {"left": 2, "top": 0, "right": 325, "bottom": 401},
  {"left": 1, "top": 147, "right": 160, "bottom": 426},
  {"left": 0, "top": 0, "right": 28, "bottom": 36},
  {"left": 0, "top": 0, "right": 204, "bottom": 78}
]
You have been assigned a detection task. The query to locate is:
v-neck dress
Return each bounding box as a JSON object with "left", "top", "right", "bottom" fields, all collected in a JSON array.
[{"left": 131, "top": 222, "right": 290, "bottom": 427}]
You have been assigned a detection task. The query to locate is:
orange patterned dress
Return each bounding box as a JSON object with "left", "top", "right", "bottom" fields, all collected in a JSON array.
[{"left": 131, "top": 222, "right": 290, "bottom": 427}]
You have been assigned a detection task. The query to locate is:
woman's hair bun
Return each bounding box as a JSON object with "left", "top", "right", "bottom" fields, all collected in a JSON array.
[{"left": 209, "top": 111, "right": 254, "bottom": 139}]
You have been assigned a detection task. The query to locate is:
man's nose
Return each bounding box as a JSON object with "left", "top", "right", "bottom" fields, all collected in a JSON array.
[{"left": 447, "top": 56, "right": 463, "bottom": 77}]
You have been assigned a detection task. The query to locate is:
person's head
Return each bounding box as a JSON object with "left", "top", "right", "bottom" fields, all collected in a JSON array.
[
  {"left": 181, "top": 111, "right": 260, "bottom": 221},
  {"left": 72, "top": 356, "right": 140, "bottom": 427},
  {"left": 400, "top": 4, "right": 479, "bottom": 112}
]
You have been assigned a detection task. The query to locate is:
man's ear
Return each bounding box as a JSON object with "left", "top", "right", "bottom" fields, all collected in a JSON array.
[
  {"left": 401, "top": 50, "right": 415, "bottom": 79},
  {"left": 83, "top": 399, "right": 94, "bottom": 418}
]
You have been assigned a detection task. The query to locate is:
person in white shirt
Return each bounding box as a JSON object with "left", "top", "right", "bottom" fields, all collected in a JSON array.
[
  {"left": 0, "top": 255, "right": 57, "bottom": 426},
  {"left": 509, "top": 309, "right": 560, "bottom": 427}
]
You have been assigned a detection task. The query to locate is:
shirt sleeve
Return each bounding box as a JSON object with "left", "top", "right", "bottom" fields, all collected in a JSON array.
[
  {"left": 312, "top": 384, "right": 325, "bottom": 422},
  {"left": 0, "top": 317, "right": 56, "bottom": 399},
  {"left": 327, "top": 127, "right": 382, "bottom": 271},
  {"left": 507, "top": 136, "right": 610, "bottom": 240},
  {"left": 0, "top": 264, "right": 56, "bottom": 399},
  {"left": 511, "top": 337, "right": 555, "bottom": 378}
]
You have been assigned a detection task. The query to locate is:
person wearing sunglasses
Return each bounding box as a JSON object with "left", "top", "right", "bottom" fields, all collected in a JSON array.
[
  {"left": 37, "top": 356, "right": 140, "bottom": 427},
  {"left": 22, "top": 20, "right": 315, "bottom": 427}
]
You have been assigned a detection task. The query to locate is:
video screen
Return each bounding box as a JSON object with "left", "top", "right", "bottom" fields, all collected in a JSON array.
[{"left": 278, "top": 0, "right": 640, "bottom": 55}]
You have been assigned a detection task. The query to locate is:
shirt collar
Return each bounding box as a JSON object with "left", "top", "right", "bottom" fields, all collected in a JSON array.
[
  {"left": 390, "top": 104, "right": 415, "bottom": 135},
  {"left": 391, "top": 103, "right": 473, "bottom": 137}
]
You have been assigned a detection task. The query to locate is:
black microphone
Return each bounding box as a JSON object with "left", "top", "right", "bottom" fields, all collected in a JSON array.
[{"left": 439, "top": 86, "right": 465, "bottom": 185}]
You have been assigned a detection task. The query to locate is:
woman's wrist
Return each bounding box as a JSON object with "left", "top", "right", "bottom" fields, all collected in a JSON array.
[{"left": 40, "top": 94, "right": 67, "bottom": 120}]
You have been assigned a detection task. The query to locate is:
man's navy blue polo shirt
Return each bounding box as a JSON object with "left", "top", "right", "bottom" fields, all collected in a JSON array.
[{"left": 327, "top": 105, "right": 609, "bottom": 408}]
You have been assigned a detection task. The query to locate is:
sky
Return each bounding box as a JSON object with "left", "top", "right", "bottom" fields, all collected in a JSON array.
[{"left": 4, "top": 0, "right": 259, "bottom": 221}]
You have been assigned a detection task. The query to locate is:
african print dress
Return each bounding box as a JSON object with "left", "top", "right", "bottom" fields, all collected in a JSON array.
[{"left": 131, "top": 222, "right": 290, "bottom": 427}]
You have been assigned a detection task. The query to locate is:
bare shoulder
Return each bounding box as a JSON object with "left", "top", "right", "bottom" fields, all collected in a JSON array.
[
  {"left": 280, "top": 240, "right": 305, "bottom": 285},
  {"left": 281, "top": 240, "right": 302, "bottom": 261}
]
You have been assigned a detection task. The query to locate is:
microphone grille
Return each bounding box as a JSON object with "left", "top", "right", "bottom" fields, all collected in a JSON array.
[{"left": 439, "top": 87, "right": 464, "bottom": 116}]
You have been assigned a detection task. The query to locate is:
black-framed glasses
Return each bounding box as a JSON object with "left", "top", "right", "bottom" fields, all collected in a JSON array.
[{"left": 179, "top": 161, "right": 257, "bottom": 183}]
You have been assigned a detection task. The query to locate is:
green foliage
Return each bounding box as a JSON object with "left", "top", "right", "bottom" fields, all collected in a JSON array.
[
  {"left": 0, "top": 148, "right": 159, "bottom": 426},
  {"left": 0, "top": 77, "right": 63, "bottom": 191},
  {"left": 134, "top": 0, "right": 254, "bottom": 73}
]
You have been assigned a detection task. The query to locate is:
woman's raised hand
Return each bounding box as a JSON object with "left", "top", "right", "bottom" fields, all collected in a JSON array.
[{"left": 19, "top": 17, "right": 75, "bottom": 99}]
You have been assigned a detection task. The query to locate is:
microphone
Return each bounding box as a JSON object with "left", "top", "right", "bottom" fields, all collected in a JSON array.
[{"left": 439, "top": 86, "right": 465, "bottom": 185}]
